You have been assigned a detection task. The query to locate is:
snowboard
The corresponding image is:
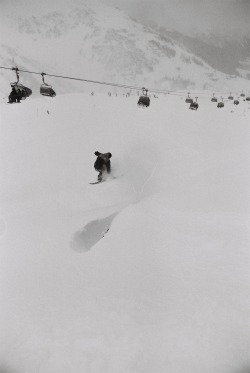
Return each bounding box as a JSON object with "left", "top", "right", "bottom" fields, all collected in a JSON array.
[
  {"left": 89, "top": 180, "right": 104, "bottom": 185},
  {"left": 89, "top": 175, "right": 121, "bottom": 185}
]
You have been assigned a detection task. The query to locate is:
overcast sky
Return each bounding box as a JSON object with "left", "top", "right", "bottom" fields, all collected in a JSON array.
[
  {"left": 102, "top": 0, "right": 250, "bottom": 37},
  {"left": 1, "top": 0, "right": 249, "bottom": 38}
]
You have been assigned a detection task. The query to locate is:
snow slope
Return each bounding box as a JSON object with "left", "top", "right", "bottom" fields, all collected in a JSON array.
[{"left": 0, "top": 92, "right": 249, "bottom": 373}]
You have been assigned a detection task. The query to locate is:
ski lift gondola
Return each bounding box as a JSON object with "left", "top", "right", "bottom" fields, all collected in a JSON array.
[
  {"left": 9, "top": 67, "right": 32, "bottom": 101},
  {"left": 10, "top": 83, "right": 32, "bottom": 100},
  {"left": 40, "top": 73, "right": 56, "bottom": 97},
  {"left": 234, "top": 98, "right": 239, "bottom": 105},
  {"left": 137, "top": 87, "right": 150, "bottom": 107},
  {"left": 240, "top": 91, "right": 245, "bottom": 97},
  {"left": 185, "top": 92, "right": 193, "bottom": 104},
  {"left": 189, "top": 97, "right": 199, "bottom": 110},
  {"left": 217, "top": 97, "right": 224, "bottom": 108},
  {"left": 211, "top": 93, "right": 217, "bottom": 102},
  {"left": 246, "top": 96, "right": 250, "bottom": 101},
  {"left": 228, "top": 93, "right": 233, "bottom": 100}
]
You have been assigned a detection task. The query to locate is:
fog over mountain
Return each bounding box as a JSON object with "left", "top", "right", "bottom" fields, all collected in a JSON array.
[
  {"left": 103, "top": 0, "right": 250, "bottom": 78},
  {"left": 3, "top": 0, "right": 250, "bottom": 37},
  {"left": 102, "top": 0, "right": 250, "bottom": 36},
  {"left": 0, "top": 0, "right": 249, "bottom": 95}
]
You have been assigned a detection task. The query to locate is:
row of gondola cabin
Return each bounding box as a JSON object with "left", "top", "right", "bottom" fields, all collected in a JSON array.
[
  {"left": 9, "top": 68, "right": 56, "bottom": 102},
  {"left": 7, "top": 69, "right": 249, "bottom": 104}
]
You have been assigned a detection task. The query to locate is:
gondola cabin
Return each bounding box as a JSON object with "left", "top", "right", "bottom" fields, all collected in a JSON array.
[
  {"left": 11, "top": 82, "right": 32, "bottom": 99},
  {"left": 185, "top": 92, "right": 193, "bottom": 103},
  {"left": 40, "top": 73, "right": 56, "bottom": 97},
  {"left": 228, "top": 95, "right": 233, "bottom": 100},
  {"left": 189, "top": 96, "right": 199, "bottom": 110},
  {"left": 234, "top": 99, "right": 239, "bottom": 105},
  {"left": 138, "top": 88, "right": 150, "bottom": 107},
  {"left": 138, "top": 95, "right": 150, "bottom": 107},
  {"left": 217, "top": 97, "right": 224, "bottom": 108},
  {"left": 240, "top": 92, "right": 245, "bottom": 97},
  {"left": 40, "top": 84, "right": 56, "bottom": 97},
  {"left": 217, "top": 102, "right": 224, "bottom": 108},
  {"left": 9, "top": 67, "right": 32, "bottom": 100},
  {"left": 246, "top": 97, "right": 250, "bottom": 101},
  {"left": 189, "top": 102, "right": 198, "bottom": 110},
  {"left": 211, "top": 93, "right": 217, "bottom": 102}
]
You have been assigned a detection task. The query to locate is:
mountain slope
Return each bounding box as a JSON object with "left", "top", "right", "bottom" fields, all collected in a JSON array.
[
  {"left": 161, "top": 29, "right": 250, "bottom": 78},
  {"left": 103, "top": 0, "right": 250, "bottom": 80},
  {"left": 1, "top": 0, "right": 249, "bottom": 96}
]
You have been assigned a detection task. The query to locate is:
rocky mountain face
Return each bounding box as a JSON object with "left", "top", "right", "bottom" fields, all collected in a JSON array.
[
  {"left": 103, "top": 0, "right": 250, "bottom": 80},
  {"left": 158, "top": 28, "right": 250, "bottom": 79},
  {"left": 0, "top": 0, "right": 249, "bottom": 95}
]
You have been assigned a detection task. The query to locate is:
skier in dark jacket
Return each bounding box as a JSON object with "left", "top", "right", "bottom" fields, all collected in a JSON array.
[{"left": 94, "top": 151, "right": 112, "bottom": 181}]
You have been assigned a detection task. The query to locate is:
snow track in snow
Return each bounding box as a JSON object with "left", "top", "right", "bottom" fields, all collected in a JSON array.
[{"left": 71, "top": 212, "right": 117, "bottom": 252}]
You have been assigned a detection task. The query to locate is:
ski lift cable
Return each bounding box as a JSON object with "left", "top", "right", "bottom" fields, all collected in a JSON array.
[
  {"left": 0, "top": 65, "right": 246, "bottom": 99},
  {"left": 0, "top": 66, "right": 147, "bottom": 92},
  {"left": 0, "top": 66, "right": 238, "bottom": 99},
  {"left": 0, "top": 66, "right": 203, "bottom": 96}
]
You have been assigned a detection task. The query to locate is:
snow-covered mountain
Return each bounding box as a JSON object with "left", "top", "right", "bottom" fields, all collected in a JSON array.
[
  {"left": 103, "top": 0, "right": 250, "bottom": 80},
  {"left": 0, "top": 0, "right": 249, "bottom": 96},
  {"left": 160, "top": 28, "right": 250, "bottom": 79}
]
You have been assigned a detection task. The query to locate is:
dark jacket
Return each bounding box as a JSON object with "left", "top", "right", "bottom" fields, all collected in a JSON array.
[{"left": 94, "top": 151, "right": 112, "bottom": 172}]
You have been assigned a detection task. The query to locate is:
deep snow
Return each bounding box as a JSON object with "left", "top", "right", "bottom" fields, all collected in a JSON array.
[{"left": 0, "top": 91, "right": 249, "bottom": 373}]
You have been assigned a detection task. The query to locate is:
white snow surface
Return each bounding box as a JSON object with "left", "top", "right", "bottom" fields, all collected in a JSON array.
[{"left": 0, "top": 92, "right": 250, "bottom": 373}]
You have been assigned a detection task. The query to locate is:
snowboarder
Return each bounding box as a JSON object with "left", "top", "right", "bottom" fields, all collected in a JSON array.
[{"left": 94, "top": 151, "right": 112, "bottom": 181}]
